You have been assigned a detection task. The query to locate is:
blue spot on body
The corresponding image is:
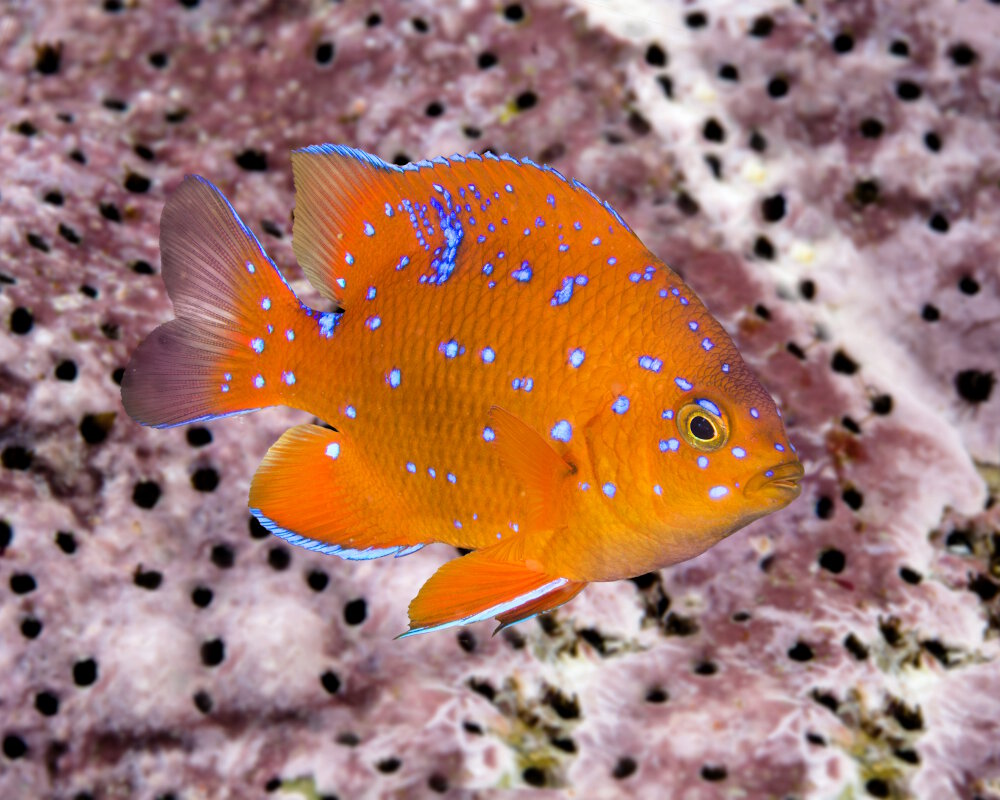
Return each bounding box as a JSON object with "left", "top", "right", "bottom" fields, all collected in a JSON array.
[
  {"left": 346, "top": 405, "right": 357, "bottom": 419},
  {"left": 363, "top": 222, "right": 375, "bottom": 237},
  {"left": 709, "top": 486, "right": 729, "bottom": 499},
  {"left": 261, "top": 297, "right": 271, "bottom": 311},
  {"left": 675, "top": 377, "right": 693, "bottom": 391},
  {"left": 406, "top": 462, "right": 416, "bottom": 474},
  {"left": 569, "top": 348, "right": 585, "bottom": 368},
  {"left": 750, "top": 407, "right": 760, "bottom": 419},
  {"left": 245, "top": 261, "right": 255, "bottom": 274},
  {"left": 336, "top": 277, "right": 346, "bottom": 288},
  {"left": 478, "top": 234, "right": 486, "bottom": 243},
  {"left": 550, "top": 420, "right": 572, "bottom": 442},
  {"left": 366, "top": 315, "right": 381, "bottom": 331},
  {"left": 697, "top": 399, "right": 721, "bottom": 417},
  {"left": 253, "top": 374, "right": 265, "bottom": 388},
  {"left": 547, "top": 194, "right": 556, "bottom": 207},
  {"left": 282, "top": 371, "right": 296, "bottom": 386},
  {"left": 481, "top": 347, "right": 495, "bottom": 363},
  {"left": 447, "top": 473, "right": 456, "bottom": 484},
  {"left": 483, "top": 262, "right": 493, "bottom": 275},
  {"left": 574, "top": 275, "right": 588, "bottom": 286},
  {"left": 732, "top": 446, "right": 746, "bottom": 458},
  {"left": 325, "top": 442, "right": 340, "bottom": 460},
  {"left": 612, "top": 396, "right": 630, "bottom": 414},
  {"left": 428, "top": 468, "right": 436, "bottom": 478},
  {"left": 388, "top": 368, "right": 401, "bottom": 388},
  {"left": 396, "top": 255, "right": 410, "bottom": 271},
  {"left": 286, "top": 329, "right": 295, "bottom": 341},
  {"left": 440, "top": 339, "right": 460, "bottom": 358},
  {"left": 558, "top": 243, "right": 569, "bottom": 253},
  {"left": 482, "top": 426, "right": 495, "bottom": 442},
  {"left": 505, "top": 183, "right": 513, "bottom": 193},
  {"left": 662, "top": 409, "right": 674, "bottom": 420},
  {"left": 722, "top": 363, "right": 731, "bottom": 373},
  {"left": 591, "top": 237, "right": 601, "bottom": 245},
  {"left": 384, "top": 202, "right": 394, "bottom": 217},
  {"left": 602, "top": 482, "right": 616, "bottom": 498},
  {"left": 654, "top": 484, "right": 662, "bottom": 496},
  {"left": 345, "top": 252, "right": 354, "bottom": 265},
  {"left": 688, "top": 321, "right": 699, "bottom": 331},
  {"left": 551, "top": 276, "right": 575, "bottom": 306},
  {"left": 701, "top": 338, "right": 714, "bottom": 351},
  {"left": 697, "top": 456, "right": 709, "bottom": 468},
  {"left": 366, "top": 286, "right": 376, "bottom": 300},
  {"left": 639, "top": 356, "right": 663, "bottom": 373},
  {"left": 775, "top": 443, "right": 786, "bottom": 452},
  {"left": 251, "top": 338, "right": 264, "bottom": 354},
  {"left": 607, "top": 256, "right": 617, "bottom": 265},
  {"left": 512, "top": 261, "right": 532, "bottom": 282}
]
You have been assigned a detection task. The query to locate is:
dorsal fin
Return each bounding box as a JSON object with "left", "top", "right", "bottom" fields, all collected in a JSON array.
[{"left": 289, "top": 145, "right": 635, "bottom": 308}]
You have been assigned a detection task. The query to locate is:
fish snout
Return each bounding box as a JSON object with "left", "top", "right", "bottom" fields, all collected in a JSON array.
[{"left": 744, "top": 460, "right": 804, "bottom": 504}]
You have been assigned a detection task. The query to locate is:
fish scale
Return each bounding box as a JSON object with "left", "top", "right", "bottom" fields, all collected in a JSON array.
[{"left": 121, "top": 144, "right": 803, "bottom": 636}]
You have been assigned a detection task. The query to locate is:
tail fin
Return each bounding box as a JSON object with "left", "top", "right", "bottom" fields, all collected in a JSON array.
[{"left": 121, "top": 176, "right": 313, "bottom": 428}]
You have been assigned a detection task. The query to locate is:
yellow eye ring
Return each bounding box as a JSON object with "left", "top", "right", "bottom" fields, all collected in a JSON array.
[{"left": 677, "top": 402, "right": 729, "bottom": 451}]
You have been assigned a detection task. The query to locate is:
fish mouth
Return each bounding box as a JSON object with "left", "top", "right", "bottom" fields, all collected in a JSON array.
[{"left": 744, "top": 460, "right": 805, "bottom": 502}]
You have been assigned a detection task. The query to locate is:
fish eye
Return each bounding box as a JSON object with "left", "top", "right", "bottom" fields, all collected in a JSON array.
[{"left": 677, "top": 402, "right": 728, "bottom": 451}]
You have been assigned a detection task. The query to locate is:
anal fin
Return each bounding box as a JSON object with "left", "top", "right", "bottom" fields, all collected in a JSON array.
[
  {"left": 249, "top": 424, "right": 423, "bottom": 559},
  {"left": 399, "top": 541, "right": 585, "bottom": 637}
]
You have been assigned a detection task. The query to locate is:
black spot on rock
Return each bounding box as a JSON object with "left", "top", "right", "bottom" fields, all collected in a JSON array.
[
  {"left": 73, "top": 658, "right": 98, "bottom": 686},
  {"left": 10, "top": 573, "right": 37, "bottom": 594},
  {"left": 134, "top": 567, "right": 162, "bottom": 590},
  {"left": 124, "top": 172, "right": 150, "bottom": 193},
  {"left": 10, "top": 307, "right": 34, "bottom": 335},
  {"left": 718, "top": 63, "right": 739, "bottom": 81},
  {"left": 235, "top": 149, "right": 268, "bottom": 171},
  {"left": 788, "top": 641, "right": 814, "bottom": 661},
  {"left": 56, "top": 359, "right": 77, "bottom": 381},
  {"left": 842, "top": 487, "right": 864, "bottom": 510},
  {"left": 612, "top": 757, "right": 637, "bottom": 779},
  {"left": 344, "top": 598, "right": 367, "bottom": 625},
  {"left": 871, "top": 394, "right": 893, "bottom": 415},
  {"left": 210, "top": 543, "right": 234, "bottom": 568},
  {"left": 267, "top": 546, "right": 290, "bottom": 570},
  {"left": 186, "top": 427, "right": 212, "bottom": 447},
  {"left": 79, "top": 413, "right": 113, "bottom": 445},
  {"left": 859, "top": 118, "right": 884, "bottom": 138},
  {"left": 753, "top": 236, "right": 774, "bottom": 259},
  {"left": 200, "top": 638, "right": 225, "bottom": 667},
  {"left": 193, "top": 690, "right": 213, "bottom": 713},
  {"left": 844, "top": 633, "right": 869, "bottom": 660},
  {"left": 702, "top": 117, "right": 725, "bottom": 142},
  {"left": 35, "top": 42, "right": 62, "bottom": 74},
  {"left": 132, "top": 480, "right": 161, "bottom": 509},
  {"left": 831, "top": 350, "right": 859, "bottom": 374},
  {"left": 819, "top": 548, "right": 845, "bottom": 573},
  {"left": 896, "top": 80, "right": 922, "bottom": 101},
  {"left": 955, "top": 369, "right": 994, "bottom": 403},
  {"left": 21, "top": 617, "right": 42, "bottom": 638},
  {"left": 315, "top": 42, "right": 334, "bottom": 65},
  {"left": 2, "top": 735, "right": 27, "bottom": 759},
  {"left": 749, "top": 15, "right": 773, "bottom": 37},
  {"left": 761, "top": 193, "right": 785, "bottom": 221},
  {"left": 477, "top": 51, "right": 497, "bottom": 69},
  {"left": 321, "top": 670, "right": 341, "bottom": 694},
  {"left": 701, "top": 765, "right": 727, "bottom": 781},
  {"left": 948, "top": 43, "right": 977, "bottom": 67},
  {"left": 191, "top": 467, "right": 219, "bottom": 492},
  {"left": 307, "top": 569, "right": 329, "bottom": 592},
  {"left": 645, "top": 43, "right": 666, "bottom": 66},
  {"left": 191, "top": 586, "right": 213, "bottom": 607},
  {"left": 2, "top": 445, "right": 32, "bottom": 471},
  {"left": 685, "top": 11, "right": 707, "bottom": 28},
  {"left": 55, "top": 531, "right": 76, "bottom": 554},
  {"left": 767, "top": 76, "right": 789, "bottom": 98}
]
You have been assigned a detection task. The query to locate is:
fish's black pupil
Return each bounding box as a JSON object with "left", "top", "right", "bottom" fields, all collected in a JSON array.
[{"left": 690, "top": 415, "right": 715, "bottom": 440}]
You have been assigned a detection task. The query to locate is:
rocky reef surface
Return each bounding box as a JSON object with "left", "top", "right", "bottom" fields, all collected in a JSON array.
[{"left": 1, "top": 1, "right": 998, "bottom": 798}]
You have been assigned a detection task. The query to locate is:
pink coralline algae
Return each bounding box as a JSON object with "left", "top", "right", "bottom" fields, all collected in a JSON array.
[{"left": 1, "top": 1, "right": 998, "bottom": 799}]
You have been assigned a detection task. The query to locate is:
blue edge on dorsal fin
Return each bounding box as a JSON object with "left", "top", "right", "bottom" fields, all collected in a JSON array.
[
  {"left": 249, "top": 506, "right": 425, "bottom": 561},
  {"left": 292, "top": 143, "right": 631, "bottom": 232}
]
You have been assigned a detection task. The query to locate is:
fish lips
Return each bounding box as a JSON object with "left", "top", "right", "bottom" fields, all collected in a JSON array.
[{"left": 744, "top": 460, "right": 804, "bottom": 503}]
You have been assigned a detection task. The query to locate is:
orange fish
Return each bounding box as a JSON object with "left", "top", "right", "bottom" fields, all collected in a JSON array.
[{"left": 121, "top": 145, "right": 803, "bottom": 637}]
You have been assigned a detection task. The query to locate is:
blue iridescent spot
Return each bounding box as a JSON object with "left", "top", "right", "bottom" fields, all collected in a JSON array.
[
  {"left": 325, "top": 443, "right": 340, "bottom": 460},
  {"left": 550, "top": 420, "right": 572, "bottom": 442},
  {"left": 523, "top": 378, "right": 534, "bottom": 391},
  {"left": 551, "top": 276, "right": 575, "bottom": 306},
  {"left": 575, "top": 275, "right": 588, "bottom": 286},
  {"left": 579, "top": 482, "right": 590, "bottom": 491},
  {"left": 607, "top": 256, "right": 617, "bottom": 265},
  {"left": 697, "top": 456, "right": 709, "bottom": 469},
  {"left": 482, "top": 426, "right": 495, "bottom": 442},
  {"left": 512, "top": 261, "right": 532, "bottom": 282},
  {"left": 345, "top": 252, "right": 355, "bottom": 265},
  {"left": 428, "top": 468, "right": 436, "bottom": 478},
  {"left": 363, "top": 222, "right": 374, "bottom": 237},
  {"left": 447, "top": 473, "right": 456, "bottom": 484},
  {"left": 592, "top": 237, "right": 601, "bottom": 245},
  {"left": 775, "top": 443, "right": 786, "bottom": 452},
  {"left": 639, "top": 355, "right": 663, "bottom": 372},
  {"left": 440, "top": 339, "right": 460, "bottom": 358},
  {"left": 569, "top": 348, "right": 585, "bottom": 368},
  {"left": 406, "top": 462, "right": 416, "bottom": 474},
  {"left": 505, "top": 183, "right": 513, "bottom": 193},
  {"left": 666, "top": 438, "right": 679, "bottom": 451},
  {"left": 253, "top": 374, "right": 265, "bottom": 388},
  {"left": 366, "top": 286, "right": 376, "bottom": 300},
  {"left": 629, "top": 272, "right": 641, "bottom": 283},
  {"left": 477, "top": 234, "right": 486, "bottom": 243},
  {"left": 535, "top": 216, "right": 545, "bottom": 227},
  {"left": 286, "top": 329, "right": 295, "bottom": 341},
  {"left": 245, "top": 261, "right": 255, "bottom": 274},
  {"left": 481, "top": 347, "right": 495, "bottom": 363},
  {"left": 697, "top": 399, "right": 721, "bottom": 417},
  {"left": 602, "top": 482, "right": 616, "bottom": 498},
  {"left": 384, "top": 202, "right": 394, "bottom": 217},
  {"left": 689, "top": 321, "right": 699, "bottom": 331},
  {"left": 282, "top": 371, "right": 296, "bottom": 386},
  {"left": 722, "top": 363, "right": 731, "bottom": 373},
  {"left": 558, "top": 243, "right": 569, "bottom": 252},
  {"left": 662, "top": 409, "right": 674, "bottom": 420},
  {"left": 675, "top": 377, "right": 693, "bottom": 391},
  {"left": 261, "top": 297, "right": 271, "bottom": 311},
  {"left": 654, "top": 484, "right": 662, "bottom": 496},
  {"left": 612, "top": 396, "right": 630, "bottom": 414},
  {"left": 454, "top": 519, "right": 462, "bottom": 529},
  {"left": 251, "top": 338, "right": 264, "bottom": 354},
  {"left": 336, "top": 277, "right": 346, "bottom": 288},
  {"left": 709, "top": 486, "right": 729, "bottom": 499},
  {"left": 547, "top": 194, "right": 556, "bottom": 207},
  {"left": 388, "top": 368, "right": 401, "bottom": 388},
  {"left": 396, "top": 255, "right": 410, "bottom": 271},
  {"left": 365, "top": 315, "right": 381, "bottom": 331},
  {"left": 573, "top": 221, "right": 582, "bottom": 230},
  {"left": 702, "top": 338, "right": 714, "bottom": 351},
  {"left": 483, "top": 262, "right": 493, "bottom": 275},
  {"left": 346, "top": 405, "right": 356, "bottom": 419},
  {"left": 732, "top": 446, "right": 746, "bottom": 458},
  {"left": 523, "top": 228, "right": 530, "bottom": 236},
  {"left": 750, "top": 407, "right": 760, "bottom": 419}
]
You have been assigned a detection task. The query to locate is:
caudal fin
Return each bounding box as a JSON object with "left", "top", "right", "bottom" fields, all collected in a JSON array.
[{"left": 121, "top": 176, "right": 310, "bottom": 428}]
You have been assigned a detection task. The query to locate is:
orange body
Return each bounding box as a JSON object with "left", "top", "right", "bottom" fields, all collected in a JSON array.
[{"left": 122, "top": 146, "right": 802, "bottom": 636}]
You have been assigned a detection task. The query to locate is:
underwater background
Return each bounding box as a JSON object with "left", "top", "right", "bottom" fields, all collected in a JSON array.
[{"left": 1, "top": 0, "right": 998, "bottom": 798}]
